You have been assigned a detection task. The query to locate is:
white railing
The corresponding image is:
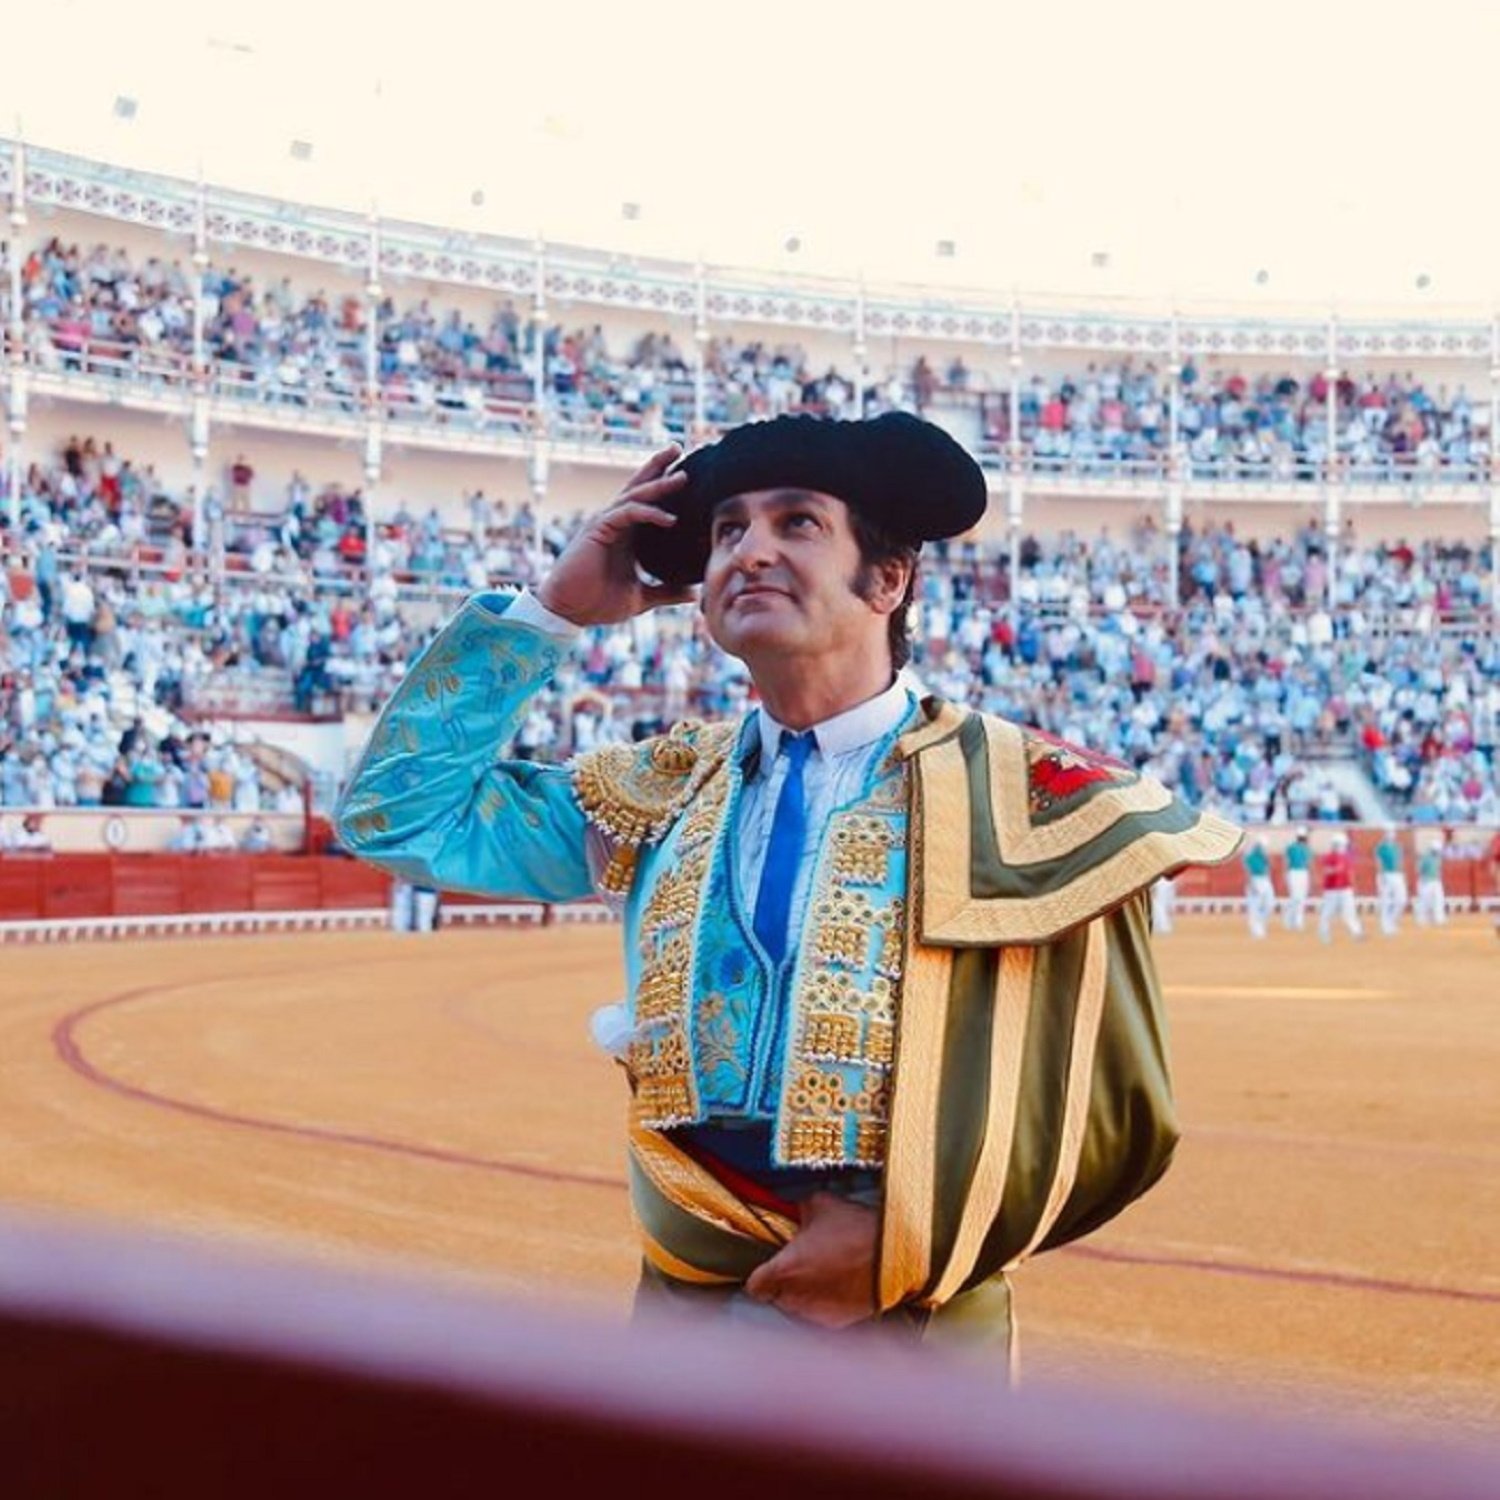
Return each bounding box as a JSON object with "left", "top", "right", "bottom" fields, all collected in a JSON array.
[
  {"left": 12, "top": 332, "right": 1499, "bottom": 501},
  {"left": 0, "top": 899, "right": 617, "bottom": 944},
  {"left": 7, "top": 531, "right": 1493, "bottom": 639},
  {"left": 10, "top": 136, "right": 1500, "bottom": 358}
]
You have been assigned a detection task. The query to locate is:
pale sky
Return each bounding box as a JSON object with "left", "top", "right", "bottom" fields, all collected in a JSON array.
[{"left": 12, "top": 0, "right": 1500, "bottom": 313}]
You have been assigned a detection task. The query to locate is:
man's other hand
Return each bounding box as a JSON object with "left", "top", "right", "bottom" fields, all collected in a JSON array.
[
  {"left": 534, "top": 445, "right": 693, "bottom": 626},
  {"left": 744, "top": 1191, "right": 879, "bottom": 1329}
]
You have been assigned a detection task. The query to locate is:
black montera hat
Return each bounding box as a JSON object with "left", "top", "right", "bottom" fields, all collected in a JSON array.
[{"left": 632, "top": 411, "right": 988, "bottom": 587}]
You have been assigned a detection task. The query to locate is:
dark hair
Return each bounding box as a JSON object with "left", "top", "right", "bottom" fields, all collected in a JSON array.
[{"left": 849, "top": 510, "right": 920, "bottom": 671}]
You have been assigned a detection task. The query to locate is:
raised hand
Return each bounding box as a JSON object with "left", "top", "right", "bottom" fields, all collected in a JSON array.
[{"left": 535, "top": 445, "right": 694, "bottom": 627}]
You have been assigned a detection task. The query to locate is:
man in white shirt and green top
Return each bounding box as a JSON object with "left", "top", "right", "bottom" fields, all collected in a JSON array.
[
  {"left": 1374, "top": 826, "right": 1408, "bottom": 937},
  {"left": 1244, "top": 836, "right": 1275, "bottom": 938},
  {"left": 1282, "top": 827, "right": 1312, "bottom": 932},
  {"left": 1413, "top": 840, "right": 1447, "bottom": 927}
]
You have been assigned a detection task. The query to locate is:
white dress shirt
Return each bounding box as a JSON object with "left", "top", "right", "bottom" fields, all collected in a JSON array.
[{"left": 737, "top": 681, "right": 914, "bottom": 948}]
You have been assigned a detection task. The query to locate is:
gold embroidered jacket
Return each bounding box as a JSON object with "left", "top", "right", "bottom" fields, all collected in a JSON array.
[
  {"left": 334, "top": 596, "right": 1242, "bottom": 1311},
  {"left": 587, "top": 699, "right": 1241, "bottom": 1309}
]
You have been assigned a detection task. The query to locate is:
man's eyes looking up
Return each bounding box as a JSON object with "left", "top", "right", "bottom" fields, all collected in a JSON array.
[{"left": 712, "top": 512, "right": 819, "bottom": 546}]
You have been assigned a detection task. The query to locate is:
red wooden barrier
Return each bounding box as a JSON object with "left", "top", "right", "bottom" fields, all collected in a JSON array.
[
  {"left": 181, "top": 858, "right": 256, "bottom": 912},
  {"left": 41, "top": 856, "right": 117, "bottom": 920},
  {"left": 3, "top": 1212, "right": 1498, "bottom": 1500},
  {"left": 249, "top": 863, "right": 325, "bottom": 912},
  {"left": 2, "top": 835, "right": 1492, "bottom": 925},
  {"left": 0, "top": 859, "right": 43, "bottom": 918},
  {"left": 317, "top": 857, "right": 392, "bottom": 909},
  {"left": 111, "top": 854, "right": 187, "bottom": 916},
  {"left": 0, "top": 854, "right": 392, "bottom": 923}
]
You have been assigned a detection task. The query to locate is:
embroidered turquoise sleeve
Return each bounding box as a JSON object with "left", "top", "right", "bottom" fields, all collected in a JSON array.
[{"left": 333, "top": 594, "right": 593, "bottom": 903}]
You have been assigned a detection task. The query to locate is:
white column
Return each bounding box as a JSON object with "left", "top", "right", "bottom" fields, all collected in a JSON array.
[
  {"left": 531, "top": 234, "right": 548, "bottom": 420},
  {"left": 1167, "top": 313, "right": 1181, "bottom": 458},
  {"left": 1166, "top": 477, "right": 1184, "bottom": 607},
  {"left": 364, "top": 212, "right": 381, "bottom": 413},
  {"left": 191, "top": 176, "right": 208, "bottom": 387},
  {"left": 1324, "top": 316, "right": 1340, "bottom": 610},
  {"left": 1491, "top": 317, "right": 1500, "bottom": 614},
  {"left": 692, "top": 258, "right": 708, "bottom": 442},
  {"left": 189, "top": 398, "right": 209, "bottom": 553},
  {"left": 1006, "top": 300, "right": 1024, "bottom": 620},
  {"left": 364, "top": 212, "right": 382, "bottom": 580},
  {"left": 1489, "top": 315, "right": 1499, "bottom": 486},
  {"left": 4, "top": 370, "right": 22, "bottom": 538},
  {"left": 1007, "top": 296, "right": 1022, "bottom": 469},
  {"left": 855, "top": 275, "right": 870, "bottom": 420},
  {"left": 1006, "top": 473, "right": 1024, "bottom": 623},
  {"left": 528, "top": 235, "right": 550, "bottom": 582},
  {"left": 1167, "top": 314, "right": 1182, "bottom": 602},
  {"left": 1489, "top": 488, "right": 1500, "bottom": 616},
  {"left": 528, "top": 441, "right": 549, "bottom": 581},
  {"left": 6, "top": 140, "right": 26, "bottom": 534},
  {"left": 363, "top": 422, "right": 381, "bottom": 590},
  {"left": 189, "top": 177, "right": 210, "bottom": 560}
]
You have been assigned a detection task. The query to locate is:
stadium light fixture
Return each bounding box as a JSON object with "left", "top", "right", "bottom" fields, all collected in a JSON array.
[
  {"left": 113, "top": 96, "right": 138, "bottom": 121},
  {"left": 936, "top": 240, "right": 956, "bottom": 258},
  {"left": 784, "top": 235, "right": 802, "bottom": 254},
  {"left": 1416, "top": 273, "right": 1431, "bottom": 291},
  {"left": 621, "top": 202, "right": 641, "bottom": 221},
  {"left": 289, "top": 140, "right": 313, "bottom": 162},
  {"left": 470, "top": 190, "right": 486, "bottom": 208},
  {"left": 1091, "top": 251, "right": 1110, "bottom": 269},
  {"left": 1256, "top": 269, "right": 1270, "bottom": 286}
]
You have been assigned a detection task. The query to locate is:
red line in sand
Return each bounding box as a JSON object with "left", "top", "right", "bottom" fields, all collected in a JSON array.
[
  {"left": 50, "top": 979, "right": 1500, "bottom": 1309},
  {"left": 51, "top": 982, "right": 626, "bottom": 1195},
  {"left": 1067, "top": 1244, "right": 1500, "bottom": 1307}
]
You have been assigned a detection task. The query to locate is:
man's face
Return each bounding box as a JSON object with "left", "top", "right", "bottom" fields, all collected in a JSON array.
[{"left": 700, "top": 488, "right": 891, "bottom": 666}]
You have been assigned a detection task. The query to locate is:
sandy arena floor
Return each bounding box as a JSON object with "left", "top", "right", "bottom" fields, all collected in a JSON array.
[{"left": 3, "top": 914, "right": 1497, "bottom": 1436}]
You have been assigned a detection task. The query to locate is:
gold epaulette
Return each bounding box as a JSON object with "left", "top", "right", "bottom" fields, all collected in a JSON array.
[
  {"left": 901, "top": 702, "right": 1243, "bottom": 945},
  {"left": 572, "top": 720, "right": 739, "bottom": 894}
]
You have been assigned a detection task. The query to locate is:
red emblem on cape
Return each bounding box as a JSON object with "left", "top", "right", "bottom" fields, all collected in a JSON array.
[{"left": 1025, "top": 731, "right": 1132, "bottom": 814}]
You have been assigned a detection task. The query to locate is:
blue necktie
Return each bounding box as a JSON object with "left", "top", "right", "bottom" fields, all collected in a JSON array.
[{"left": 753, "top": 730, "right": 816, "bottom": 965}]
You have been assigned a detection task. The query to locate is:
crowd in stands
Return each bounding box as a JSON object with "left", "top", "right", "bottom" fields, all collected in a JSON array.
[
  {"left": 988, "top": 363, "right": 1491, "bottom": 480},
  {"left": 0, "top": 551, "right": 304, "bottom": 817},
  {"left": 915, "top": 550, "right": 1499, "bottom": 827},
  {"left": 6, "top": 429, "right": 1495, "bottom": 828},
  {"left": 13, "top": 235, "right": 1494, "bottom": 476}
]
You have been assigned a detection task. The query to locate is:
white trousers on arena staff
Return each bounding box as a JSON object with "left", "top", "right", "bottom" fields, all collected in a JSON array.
[
  {"left": 1246, "top": 875, "right": 1276, "bottom": 938},
  {"left": 1151, "top": 877, "right": 1176, "bottom": 934},
  {"left": 1283, "top": 870, "right": 1310, "bottom": 931},
  {"left": 391, "top": 880, "right": 439, "bottom": 933},
  {"left": 1377, "top": 871, "right": 1408, "bottom": 936},
  {"left": 1319, "top": 888, "right": 1364, "bottom": 942},
  {"left": 1413, "top": 878, "right": 1448, "bottom": 927}
]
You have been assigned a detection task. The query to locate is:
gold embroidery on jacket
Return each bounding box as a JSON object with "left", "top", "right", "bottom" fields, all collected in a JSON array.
[
  {"left": 622, "top": 746, "right": 736, "bottom": 1130},
  {"left": 634, "top": 932, "right": 694, "bottom": 1026},
  {"left": 803, "top": 970, "right": 895, "bottom": 1019},
  {"left": 573, "top": 721, "right": 737, "bottom": 894},
  {"left": 812, "top": 888, "right": 881, "bottom": 968},
  {"left": 805, "top": 1013, "right": 862, "bottom": 1063},
  {"left": 876, "top": 901, "right": 905, "bottom": 978},
  {"left": 629, "top": 1021, "right": 697, "bottom": 1126},
  {"left": 693, "top": 994, "right": 746, "bottom": 1082},
  {"left": 621, "top": 734, "right": 914, "bottom": 1159},
  {"left": 830, "top": 816, "right": 902, "bottom": 885},
  {"left": 778, "top": 781, "right": 908, "bottom": 1170}
]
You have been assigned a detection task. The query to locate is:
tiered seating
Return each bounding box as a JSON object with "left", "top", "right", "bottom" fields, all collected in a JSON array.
[{"left": 6, "top": 435, "right": 1494, "bottom": 826}]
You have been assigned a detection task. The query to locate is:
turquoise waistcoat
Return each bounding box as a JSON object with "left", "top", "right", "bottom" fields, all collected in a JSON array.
[{"left": 639, "top": 715, "right": 912, "bottom": 1135}]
